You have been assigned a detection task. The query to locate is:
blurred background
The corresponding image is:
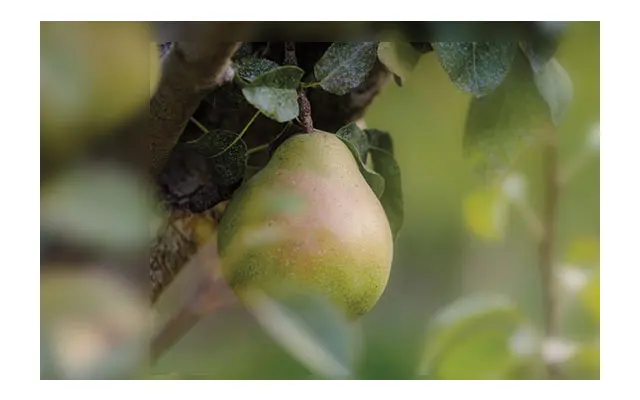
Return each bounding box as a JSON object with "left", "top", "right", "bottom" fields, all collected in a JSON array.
[{"left": 41, "top": 21, "right": 599, "bottom": 380}]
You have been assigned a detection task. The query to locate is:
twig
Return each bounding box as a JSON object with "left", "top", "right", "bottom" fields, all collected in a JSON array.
[
  {"left": 247, "top": 143, "right": 270, "bottom": 156},
  {"left": 211, "top": 110, "right": 261, "bottom": 158},
  {"left": 538, "top": 124, "right": 563, "bottom": 379},
  {"left": 150, "top": 277, "right": 236, "bottom": 363},
  {"left": 190, "top": 117, "right": 209, "bottom": 134}
]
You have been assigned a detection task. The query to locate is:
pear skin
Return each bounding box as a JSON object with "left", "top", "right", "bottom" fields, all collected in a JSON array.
[{"left": 218, "top": 131, "right": 393, "bottom": 317}]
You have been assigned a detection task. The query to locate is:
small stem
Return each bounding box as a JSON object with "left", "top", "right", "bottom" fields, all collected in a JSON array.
[
  {"left": 150, "top": 278, "right": 236, "bottom": 363},
  {"left": 301, "top": 81, "right": 321, "bottom": 89},
  {"left": 298, "top": 90, "right": 314, "bottom": 133},
  {"left": 538, "top": 124, "right": 563, "bottom": 379},
  {"left": 247, "top": 143, "right": 270, "bottom": 156},
  {"left": 284, "top": 42, "right": 297, "bottom": 66},
  {"left": 190, "top": 117, "right": 209, "bottom": 134},
  {"left": 282, "top": 42, "right": 314, "bottom": 133},
  {"left": 211, "top": 110, "right": 261, "bottom": 158}
]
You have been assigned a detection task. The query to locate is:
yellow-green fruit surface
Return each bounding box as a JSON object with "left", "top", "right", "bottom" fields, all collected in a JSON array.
[{"left": 218, "top": 131, "right": 394, "bottom": 318}]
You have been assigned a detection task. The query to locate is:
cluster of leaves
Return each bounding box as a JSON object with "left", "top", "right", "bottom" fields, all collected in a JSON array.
[
  {"left": 188, "top": 42, "right": 411, "bottom": 239},
  {"left": 431, "top": 26, "right": 573, "bottom": 180}
]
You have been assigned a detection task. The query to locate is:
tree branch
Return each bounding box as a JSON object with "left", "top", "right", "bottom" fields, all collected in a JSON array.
[
  {"left": 539, "top": 124, "right": 563, "bottom": 379},
  {"left": 149, "top": 35, "right": 248, "bottom": 177}
]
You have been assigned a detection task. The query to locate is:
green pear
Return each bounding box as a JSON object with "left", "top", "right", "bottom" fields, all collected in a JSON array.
[{"left": 217, "top": 131, "right": 394, "bottom": 318}]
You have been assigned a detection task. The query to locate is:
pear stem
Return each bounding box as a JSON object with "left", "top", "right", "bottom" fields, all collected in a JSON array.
[{"left": 284, "top": 42, "right": 314, "bottom": 133}]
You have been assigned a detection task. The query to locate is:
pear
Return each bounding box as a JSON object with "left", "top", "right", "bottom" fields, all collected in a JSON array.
[{"left": 217, "top": 131, "right": 393, "bottom": 318}]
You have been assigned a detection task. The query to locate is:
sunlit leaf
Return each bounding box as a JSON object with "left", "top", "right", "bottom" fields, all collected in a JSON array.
[
  {"left": 433, "top": 42, "right": 517, "bottom": 97},
  {"left": 418, "top": 294, "right": 530, "bottom": 380},
  {"left": 245, "top": 289, "right": 362, "bottom": 379},
  {"left": 314, "top": 42, "right": 379, "bottom": 95},
  {"left": 533, "top": 58, "right": 573, "bottom": 126},
  {"left": 579, "top": 276, "right": 600, "bottom": 325},
  {"left": 377, "top": 41, "right": 421, "bottom": 86},
  {"left": 464, "top": 51, "right": 551, "bottom": 179},
  {"left": 566, "top": 237, "right": 600, "bottom": 267},
  {"left": 241, "top": 66, "right": 304, "bottom": 122},
  {"left": 463, "top": 185, "right": 509, "bottom": 241}
]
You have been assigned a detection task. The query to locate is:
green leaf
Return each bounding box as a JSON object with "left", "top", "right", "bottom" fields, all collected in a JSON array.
[
  {"left": 335, "top": 121, "right": 369, "bottom": 162},
  {"left": 369, "top": 147, "right": 404, "bottom": 240},
  {"left": 241, "top": 66, "right": 304, "bottom": 122},
  {"left": 336, "top": 124, "right": 385, "bottom": 199},
  {"left": 365, "top": 130, "right": 404, "bottom": 240},
  {"left": 579, "top": 276, "right": 600, "bottom": 325},
  {"left": 464, "top": 51, "right": 552, "bottom": 180},
  {"left": 462, "top": 185, "right": 509, "bottom": 241},
  {"left": 433, "top": 42, "right": 518, "bottom": 97},
  {"left": 314, "top": 42, "right": 379, "bottom": 95},
  {"left": 186, "top": 130, "right": 248, "bottom": 186},
  {"left": 245, "top": 288, "right": 362, "bottom": 380},
  {"left": 533, "top": 58, "right": 573, "bottom": 126},
  {"left": 40, "top": 164, "right": 162, "bottom": 252},
  {"left": 565, "top": 237, "right": 600, "bottom": 266},
  {"left": 365, "top": 129, "right": 394, "bottom": 154},
  {"left": 418, "top": 294, "right": 530, "bottom": 380},
  {"left": 234, "top": 56, "right": 279, "bottom": 83},
  {"left": 377, "top": 41, "right": 421, "bottom": 86},
  {"left": 521, "top": 23, "right": 566, "bottom": 73}
]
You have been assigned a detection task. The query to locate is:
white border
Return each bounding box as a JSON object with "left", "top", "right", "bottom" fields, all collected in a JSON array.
[{"left": 3, "top": 1, "right": 631, "bottom": 395}]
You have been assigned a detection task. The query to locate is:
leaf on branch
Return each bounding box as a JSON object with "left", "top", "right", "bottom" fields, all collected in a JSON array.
[
  {"left": 464, "top": 51, "right": 552, "bottom": 180},
  {"left": 366, "top": 129, "right": 395, "bottom": 155},
  {"left": 245, "top": 288, "right": 362, "bottom": 380},
  {"left": 365, "top": 129, "right": 404, "bottom": 239},
  {"left": 533, "top": 58, "right": 573, "bottom": 126},
  {"left": 369, "top": 146, "right": 404, "bottom": 240},
  {"left": 336, "top": 122, "right": 370, "bottom": 162},
  {"left": 521, "top": 22, "right": 567, "bottom": 73},
  {"left": 234, "top": 56, "right": 279, "bottom": 83},
  {"left": 377, "top": 41, "right": 421, "bottom": 86},
  {"left": 241, "top": 66, "right": 304, "bottom": 123},
  {"left": 418, "top": 294, "right": 533, "bottom": 380},
  {"left": 336, "top": 124, "right": 385, "bottom": 198},
  {"left": 186, "top": 130, "right": 248, "bottom": 186},
  {"left": 433, "top": 42, "right": 518, "bottom": 97},
  {"left": 314, "top": 42, "right": 379, "bottom": 96}
]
